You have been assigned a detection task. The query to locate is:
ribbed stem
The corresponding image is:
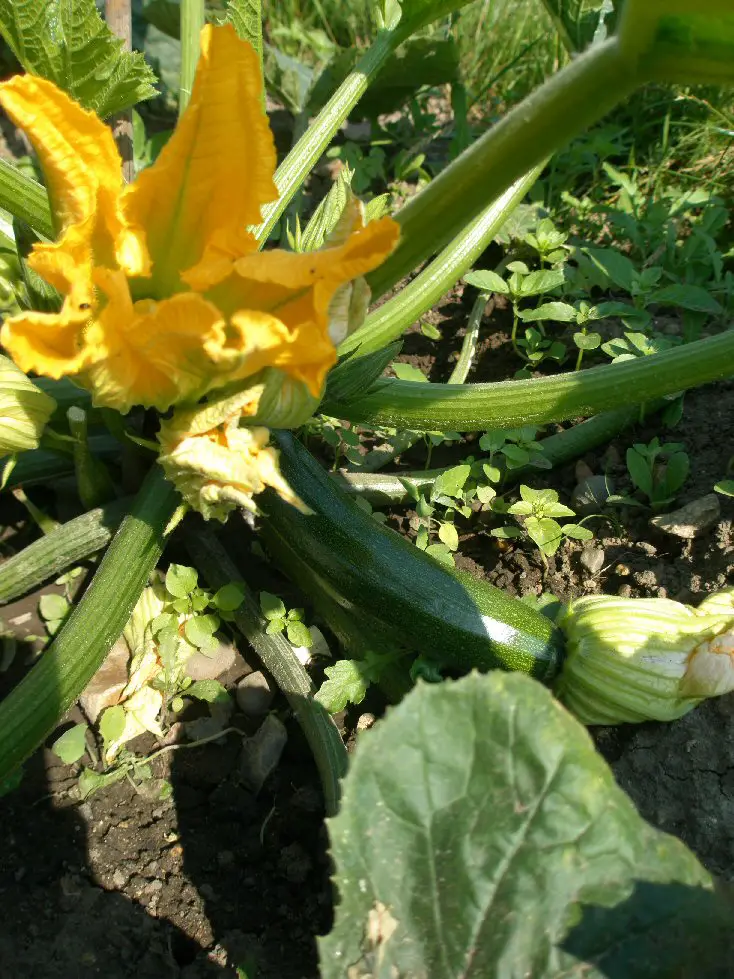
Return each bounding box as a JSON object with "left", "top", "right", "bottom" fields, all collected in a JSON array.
[
  {"left": 343, "top": 167, "right": 542, "bottom": 357},
  {"left": 368, "top": 39, "right": 636, "bottom": 297},
  {"left": 0, "top": 469, "right": 178, "bottom": 781},
  {"left": 186, "top": 528, "right": 347, "bottom": 816},
  {"left": 252, "top": 28, "right": 401, "bottom": 245},
  {"left": 0, "top": 160, "right": 53, "bottom": 240},
  {"left": 179, "top": 0, "right": 205, "bottom": 114},
  {"left": 0, "top": 499, "right": 130, "bottom": 604},
  {"left": 333, "top": 330, "right": 734, "bottom": 431}
]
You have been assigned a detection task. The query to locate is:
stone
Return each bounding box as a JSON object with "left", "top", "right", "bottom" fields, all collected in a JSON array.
[
  {"left": 239, "top": 714, "right": 288, "bottom": 794},
  {"left": 650, "top": 494, "right": 721, "bottom": 539},
  {"left": 184, "top": 640, "right": 237, "bottom": 681},
  {"left": 579, "top": 545, "right": 605, "bottom": 575},
  {"left": 79, "top": 637, "right": 130, "bottom": 722},
  {"left": 235, "top": 671, "right": 274, "bottom": 717},
  {"left": 571, "top": 474, "right": 614, "bottom": 516}
]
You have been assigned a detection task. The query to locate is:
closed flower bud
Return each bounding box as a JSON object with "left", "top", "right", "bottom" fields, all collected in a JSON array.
[
  {"left": 0, "top": 354, "right": 56, "bottom": 456},
  {"left": 555, "top": 590, "right": 734, "bottom": 725}
]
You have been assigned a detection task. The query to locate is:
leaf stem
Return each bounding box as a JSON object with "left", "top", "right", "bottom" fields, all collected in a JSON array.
[
  {"left": 340, "top": 167, "right": 543, "bottom": 358},
  {"left": 330, "top": 329, "right": 734, "bottom": 431},
  {"left": 368, "top": 38, "right": 636, "bottom": 296},
  {"left": 0, "top": 468, "right": 178, "bottom": 782},
  {"left": 252, "top": 27, "right": 402, "bottom": 245}
]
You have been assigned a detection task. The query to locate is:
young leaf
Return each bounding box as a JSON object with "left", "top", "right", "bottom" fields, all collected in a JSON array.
[
  {"left": 438, "top": 522, "right": 459, "bottom": 552},
  {"left": 260, "top": 591, "right": 287, "bottom": 620},
  {"left": 574, "top": 331, "right": 602, "bottom": 351},
  {"left": 425, "top": 543, "right": 455, "bottom": 567},
  {"left": 583, "top": 247, "right": 637, "bottom": 292},
  {"left": 651, "top": 284, "right": 722, "bottom": 314},
  {"left": 463, "top": 269, "right": 508, "bottom": 294},
  {"left": 0, "top": 0, "right": 157, "bottom": 119},
  {"left": 51, "top": 723, "right": 88, "bottom": 765},
  {"left": 518, "top": 268, "right": 566, "bottom": 297},
  {"left": 99, "top": 704, "right": 126, "bottom": 749},
  {"left": 320, "top": 672, "right": 722, "bottom": 979},
  {"left": 286, "top": 619, "right": 313, "bottom": 648},
  {"left": 626, "top": 447, "right": 654, "bottom": 498},
  {"left": 519, "top": 302, "right": 576, "bottom": 322},
  {"left": 213, "top": 582, "right": 246, "bottom": 612},
  {"left": 432, "top": 464, "right": 471, "bottom": 500},
  {"left": 184, "top": 614, "right": 220, "bottom": 649},
  {"left": 39, "top": 593, "right": 69, "bottom": 622},
  {"left": 186, "top": 679, "right": 230, "bottom": 706},
  {"left": 391, "top": 362, "right": 428, "bottom": 383},
  {"left": 563, "top": 523, "right": 594, "bottom": 541},
  {"left": 316, "top": 659, "right": 370, "bottom": 713},
  {"left": 165, "top": 564, "right": 198, "bottom": 599}
]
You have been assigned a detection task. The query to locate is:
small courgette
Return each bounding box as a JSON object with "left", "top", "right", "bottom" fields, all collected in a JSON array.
[{"left": 259, "top": 432, "right": 565, "bottom": 682}]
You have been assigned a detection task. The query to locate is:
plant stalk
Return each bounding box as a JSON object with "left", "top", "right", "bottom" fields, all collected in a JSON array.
[
  {"left": 179, "top": 0, "right": 206, "bottom": 114},
  {"left": 368, "top": 38, "right": 637, "bottom": 298},
  {"left": 0, "top": 468, "right": 178, "bottom": 781},
  {"left": 341, "top": 166, "right": 542, "bottom": 358},
  {"left": 105, "top": 0, "right": 135, "bottom": 183},
  {"left": 186, "top": 528, "right": 348, "bottom": 816},
  {"left": 252, "top": 27, "right": 402, "bottom": 245},
  {"left": 331, "top": 330, "right": 734, "bottom": 431}
]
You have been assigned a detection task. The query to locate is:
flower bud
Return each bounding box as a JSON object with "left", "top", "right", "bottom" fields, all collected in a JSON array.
[
  {"left": 0, "top": 354, "right": 56, "bottom": 456},
  {"left": 555, "top": 590, "right": 734, "bottom": 725}
]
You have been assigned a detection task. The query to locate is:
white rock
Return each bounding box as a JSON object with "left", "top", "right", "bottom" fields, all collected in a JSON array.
[
  {"left": 650, "top": 494, "right": 721, "bottom": 539},
  {"left": 79, "top": 637, "right": 130, "bottom": 722},
  {"left": 579, "top": 545, "right": 605, "bottom": 575},
  {"left": 235, "top": 671, "right": 274, "bottom": 717},
  {"left": 184, "top": 640, "right": 237, "bottom": 681}
]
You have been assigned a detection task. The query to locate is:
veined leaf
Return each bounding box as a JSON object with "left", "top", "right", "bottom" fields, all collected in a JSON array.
[
  {"left": 320, "top": 672, "right": 728, "bottom": 978},
  {"left": 540, "top": 0, "right": 619, "bottom": 52},
  {"left": 0, "top": 0, "right": 157, "bottom": 118},
  {"left": 226, "top": 0, "right": 262, "bottom": 63}
]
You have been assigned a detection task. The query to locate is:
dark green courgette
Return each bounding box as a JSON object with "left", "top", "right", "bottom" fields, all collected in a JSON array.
[{"left": 259, "top": 432, "right": 565, "bottom": 682}]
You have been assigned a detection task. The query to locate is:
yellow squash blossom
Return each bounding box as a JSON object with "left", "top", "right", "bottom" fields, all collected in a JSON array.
[
  {"left": 158, "top": 388, "right": 306, "bottom": 521},
  {"left": 0, "top": 24, "right": 399, "bottom": 414}
]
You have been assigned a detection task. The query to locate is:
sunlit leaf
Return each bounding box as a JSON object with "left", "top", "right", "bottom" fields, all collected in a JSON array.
[{"left": 0, "top": 0, "right": 157, "bottom": 118}]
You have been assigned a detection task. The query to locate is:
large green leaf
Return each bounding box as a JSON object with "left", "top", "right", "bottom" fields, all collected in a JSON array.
[
  {"left": 226, "top": 0, "right": 262, "bottom": 62},
  {"left": 619, "top": 0, "right": 734, "bottom": 84},
  {"left": 320, "top": 672, "right": 731, "bottom": 978},
  {"left": 0, "top": 0, "right": 157, "bottom": 118},
  {"left": 540, "top": 0, "right": 619, "bottom": 52}
]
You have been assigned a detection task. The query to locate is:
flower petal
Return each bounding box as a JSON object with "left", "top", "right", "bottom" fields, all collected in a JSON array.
[
  {"left": 82, "top": 273, "right": 228, "bottom": 412},
  {"left": 208, "top": 215, "right": 400, "bottom": 396},
  {"left": 0, "top": 74, "right": 145, "bottom": 279},
  {"left": 1, "top": 306, "right": 92, "bottom": 379},
  {"left": 124, "top": 23, "right": 277, "bottom": 295}
]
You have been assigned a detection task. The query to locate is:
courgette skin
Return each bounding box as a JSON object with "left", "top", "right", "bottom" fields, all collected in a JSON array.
[{"left": 259, "top": 432, "right": 565, "bottom": 682}]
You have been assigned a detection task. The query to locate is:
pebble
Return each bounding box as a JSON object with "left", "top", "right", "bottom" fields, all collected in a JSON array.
[
  {"left": 571, "top": 474, "right": 614, "bottom": 516},
  {"left": 579, "top": 545, "right": 605, "bottom": 575},
  {"left": 185, "top": 640, "right": 237, "bottom": 681},
  {"left": 235, "top": 671, "right": 274, "bottom": 717},
  {"left": 79, "top": 637, "right": 130, "bottom": 722},
  {"left": 650, "top": 494, "right": 721, "bottom": 539},
  {"left": 239, "top": 714, "right": 288, "bottom": 794}
]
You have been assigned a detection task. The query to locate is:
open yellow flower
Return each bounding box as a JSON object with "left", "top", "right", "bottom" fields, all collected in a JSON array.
[{"left": 0, "top": 24, "right": 399, "bottom": 413}]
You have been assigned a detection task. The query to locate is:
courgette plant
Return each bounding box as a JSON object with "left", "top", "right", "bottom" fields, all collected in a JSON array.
[{"left": 0, "top": 1, "right": 734, "bottom": 969}]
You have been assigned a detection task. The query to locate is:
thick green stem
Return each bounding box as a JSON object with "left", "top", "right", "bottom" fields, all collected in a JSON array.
[
  {"left": 252, "top": 28, "right": 401, "bottom": 245},
  {"left": 186, "top": 528, "right": 347, "bottom": 816},
  {"left": 342, "top": 167, "right": 542, "bottom": 357},
  {"left": 179, "top": 0, "right": 205, "bottom": 114},
  {"left": 0, "top": 469, "right": 178, "bottom": 781},
  {"left": 0, "top": 160, "right": 53, "bottom": 240},
  {"left": 0, "top": 499, "right": 130, "bottom": 604},
  {"left": 332, "top": 329, "right": 734, "bottom": 431},
  {"left": 335, "top": 403, "right": 654, "bottom": 505},
  {"left": 368, "top": 39, "right": 636, "bottom": 297}
]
